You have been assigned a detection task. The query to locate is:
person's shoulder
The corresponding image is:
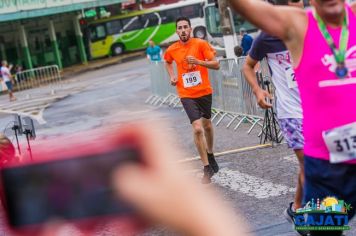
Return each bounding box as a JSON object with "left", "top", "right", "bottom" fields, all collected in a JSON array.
[
  {"left": 351, "top": 2, "right": 356, "bottom": 14},
  {"left": 253, "top": 32, "right": 268, "bottom": 44},
  {"left": 166, "top": 41, "right": 180, "bottom": 51}
]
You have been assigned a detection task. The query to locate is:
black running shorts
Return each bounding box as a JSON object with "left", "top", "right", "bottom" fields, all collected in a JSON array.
[{"left": 180, "top": 94, "right": 212, "bottom": 124}]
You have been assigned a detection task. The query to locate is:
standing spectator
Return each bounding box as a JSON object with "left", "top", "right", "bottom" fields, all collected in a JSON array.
[
  {"left": 240, "top": 28, "right": 253, "bottom": 56},
  {"left": 146, "top": 40, "right": 162, "bottom": 62},
  {"left": 1, "top": 60, "right": 16, "bottom": 101}
]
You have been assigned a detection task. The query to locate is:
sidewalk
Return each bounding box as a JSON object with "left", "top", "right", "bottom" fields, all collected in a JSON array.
[{"left": 61, "top": 51, "right": 146, "bottom": 79}]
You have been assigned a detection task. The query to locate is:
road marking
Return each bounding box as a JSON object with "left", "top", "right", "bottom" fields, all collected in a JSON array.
[
  {"left": 0, "top": 95, "right": 68, "bottom": 124},
  {"left": 282, "top": 155, "right": 298, "bottom": 164},
  {"left": 213, "top": 168, "right": 296, "bottom": 199},
  {"left": 179, "top": 143, "right": 272, "bottom": 163}
]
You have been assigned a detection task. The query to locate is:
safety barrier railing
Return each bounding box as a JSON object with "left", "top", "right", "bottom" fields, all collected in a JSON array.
[
  {"left": 15, "top": 65, "right": 62, "bottom": 92},
  {"left": 206, "top": 58, "right": 268, "bottom": 135},
  {"left": 145, "top": 61, "right": 181, "bottom": 108},
  {"left": 146, "top": 57, "right": 280, "bottom": 140}
]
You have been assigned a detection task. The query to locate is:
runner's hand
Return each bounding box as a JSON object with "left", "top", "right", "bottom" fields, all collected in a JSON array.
[
  {"left": 170, "top": 76, "right": 178, "bottom": 86},
  {"left": 186, "top": 56, "right": 200, "bottom": 66},
  {"left": 255, "top": 89, "right": 273, "bottom": 109}
]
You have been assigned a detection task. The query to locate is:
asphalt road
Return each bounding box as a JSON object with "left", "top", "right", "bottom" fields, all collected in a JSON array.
[{"left": 0, "top": 58, "right": 354, "bottom": 236}]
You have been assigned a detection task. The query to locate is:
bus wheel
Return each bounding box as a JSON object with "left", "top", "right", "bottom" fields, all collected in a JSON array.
[
  {"left": 112, "top": 44, "right": 124, "bottom": 56},
  {"left": 193, "top": 27, "right": 207, "bottom": 39}
]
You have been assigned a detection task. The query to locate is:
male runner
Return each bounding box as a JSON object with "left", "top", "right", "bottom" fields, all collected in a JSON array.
[
  {"left": 164, "top": 17, "right": 220, "bottom": 184},
  {"left": 231, "top": 0, "right": 356, "bottom": 235},
  {"left": 243, "top": 0, "right": 305, "bottom": 225}
]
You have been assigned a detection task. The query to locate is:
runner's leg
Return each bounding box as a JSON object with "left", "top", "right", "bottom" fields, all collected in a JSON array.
[
  {"left": 192, "top": 119, "right": 209, "bottom": 166},
  {"left": 294, "top": 149, "right": 304, "bottom": 210},
  {"left": 202, "top": 118, "right": 214, "bottom": 154}
]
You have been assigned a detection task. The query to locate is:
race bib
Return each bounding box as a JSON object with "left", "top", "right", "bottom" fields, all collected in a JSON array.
[
  {"left": 285, "top": 67, "right": 298, "bottom": 89},
  {"left": 322, "top": 122, "right": 356, "bottom": 163},
  {"left": 182, "top": 71, "right": 202, "bottom": 88}
]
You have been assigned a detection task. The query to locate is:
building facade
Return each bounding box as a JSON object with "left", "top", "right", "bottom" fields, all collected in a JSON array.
[{"left": 0, "top": 0, "right": 124, "bottom": 70}]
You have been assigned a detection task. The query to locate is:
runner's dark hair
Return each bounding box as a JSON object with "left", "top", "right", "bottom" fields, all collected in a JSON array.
[{"left": 176, "top": 17, "right": 191, "bottom": 28}]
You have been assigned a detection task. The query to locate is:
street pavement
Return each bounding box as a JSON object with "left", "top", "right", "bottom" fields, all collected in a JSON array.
[{"left": 0, "top": 58, "right": 355, "bottom": 236}]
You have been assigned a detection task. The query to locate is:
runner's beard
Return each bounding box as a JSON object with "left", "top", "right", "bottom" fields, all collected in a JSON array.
[{"left": 180, "top": 34, "right": 190, "bottom": 42}]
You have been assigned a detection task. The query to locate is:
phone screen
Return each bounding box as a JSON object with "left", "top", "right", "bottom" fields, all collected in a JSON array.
[{"left": 1, "top": 146, "right": 139, "bottom": 227}]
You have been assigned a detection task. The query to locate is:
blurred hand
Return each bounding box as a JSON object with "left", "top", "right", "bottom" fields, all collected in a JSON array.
[
  {"left": 170, "top": 75, "right": 178, "bottom": 86},
  {"left": 113, "top": 123, "right": 248, "bottom": 236},
  {"left": 186, "top": 55, "right": 200, "bottom": 66},
  {"left": 255, "top": 89, "right": 273, "bottom": 109}
]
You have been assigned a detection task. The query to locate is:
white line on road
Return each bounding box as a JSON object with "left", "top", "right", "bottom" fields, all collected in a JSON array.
[
  {"left": 179, "top": 143, "right": 272, "bottom": 163},
  {"left": 213, "top": 168, "right": 296, "bottom": 199},
  {"left": 282, "top": 155, "right": 298, "bottom": 164}
]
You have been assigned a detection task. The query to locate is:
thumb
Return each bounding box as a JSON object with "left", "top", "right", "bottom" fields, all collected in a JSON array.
[{"left": 112, "top": 164, "right": 150, "bottom": 205}]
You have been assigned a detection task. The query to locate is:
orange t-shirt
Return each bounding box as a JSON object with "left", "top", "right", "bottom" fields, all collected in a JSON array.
[{"left": 164, "top": 38, "right": 216, "bottom": 98}]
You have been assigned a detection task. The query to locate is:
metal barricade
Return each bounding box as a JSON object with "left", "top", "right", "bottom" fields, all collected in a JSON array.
[
  {"left": 15, "top": 65, "right": 62, "bottom": 92},
  {"left": 146, "top": 61, "right": 180, "bottom": 107},
  {"left": 147, "top": 57, "right": 278, "bottom": 137}
]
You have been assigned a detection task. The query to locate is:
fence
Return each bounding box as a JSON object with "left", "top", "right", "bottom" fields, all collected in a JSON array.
[
  {"left": 146, "top": 57, "right": 282, "bottom": 142},
  {"left": 145, "top": 61, "right": 181, "bottom": 108},
  {"left": 14, "top": 65, "right": 62, "bottom": 92}
]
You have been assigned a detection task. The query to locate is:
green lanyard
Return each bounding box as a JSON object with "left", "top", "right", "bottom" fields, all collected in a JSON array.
[{"left": 314, "top": 9, "right": 349, "bottom": 66}]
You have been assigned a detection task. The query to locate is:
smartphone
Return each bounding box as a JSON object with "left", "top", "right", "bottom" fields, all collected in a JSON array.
[{"left": 0, "top": 134, "right": 141, "bottom": 232}]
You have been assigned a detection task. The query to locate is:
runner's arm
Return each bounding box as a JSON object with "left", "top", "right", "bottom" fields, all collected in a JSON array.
[
  {"left": 229, "top": 0, "right": 302, "bottom": 42},
  {"left": 186, "top": 56, "right": 220, "bottom": 70},
  {"left": 198, "top": 58, "right": 220, "bottom": 70},
  {"left": 243, "top": 55, "right": 272, "bottom": 109},
  {"left": 165, "top": 62, "right": 178, "bottom": 86}
]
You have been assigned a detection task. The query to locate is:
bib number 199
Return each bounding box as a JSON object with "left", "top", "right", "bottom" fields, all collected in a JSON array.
[{"left": 183, "top": 71, "right": 202, "bottom": 88}]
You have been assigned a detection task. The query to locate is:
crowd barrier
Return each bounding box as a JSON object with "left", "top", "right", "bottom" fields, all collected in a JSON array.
[
  {"left": 15, "top": 65, "right": 62, "bottom": 92},
  {"left": 147, "top": 57, "right": 282, "bottom": 142}
]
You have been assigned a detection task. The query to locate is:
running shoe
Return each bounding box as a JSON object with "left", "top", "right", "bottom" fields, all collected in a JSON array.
[
  {"left": 207, "top": 152, "right": 219, "bottom": 173},
  {"left": 201, "top": 165, "right": 214, "bottom": 184},
  {"left": 284, "top": 202, "right": 310, "bottom": 236}
]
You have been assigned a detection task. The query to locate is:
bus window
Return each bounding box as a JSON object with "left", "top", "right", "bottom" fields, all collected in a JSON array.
[
  {"left": 141, "top": 13, "right": 159, "bottom": 27},
  {"left": 204, "top": 5, "right": 222, "bottom": 37},
  {"left": 161, "top": 8, "right": 180, "bottom": 24},
  {"left": 106, "top": 20, "right": 122, "bottom": 35},
  {"left": 90, "top": 24, "right": 107, "bottom": 42},
  {"left": 180, "top": 4, "right": 203, "bottom": 19},
  {"left": 122, "top": 16, "right": 143, "bottom": 32}
]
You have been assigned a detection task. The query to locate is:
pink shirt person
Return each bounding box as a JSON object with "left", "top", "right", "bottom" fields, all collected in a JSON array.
[{"left": 294, "top": 5, "right": 356, "bottom": 163}]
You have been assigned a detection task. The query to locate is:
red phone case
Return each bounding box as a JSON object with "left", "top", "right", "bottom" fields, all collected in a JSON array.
[{"left": 0, "top": 127, "right": 145, "bottom": 235}]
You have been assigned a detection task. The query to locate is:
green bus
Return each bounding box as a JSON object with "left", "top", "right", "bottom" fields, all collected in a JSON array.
[
  {"left": 87, "top": 0, "right": 208, "bottom": 59},
  {"left": 86, "top": 0, "right": 258, "bottom": 59}
]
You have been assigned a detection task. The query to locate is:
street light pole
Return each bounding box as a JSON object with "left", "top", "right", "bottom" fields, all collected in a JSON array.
[{"left": 217, "top": 0, "right": 238, "bottom": 58}]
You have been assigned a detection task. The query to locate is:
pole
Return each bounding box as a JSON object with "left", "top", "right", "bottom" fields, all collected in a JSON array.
[
  {"left": 25, "top": 132, "right": 33, "bottom": 161},
  {"left": 218, "top": 0, "right": 237, "bottom": 58},
  {"left": 49, "top": 20, "right": 63, "bottom": 70},
  {"left": 12, "top": 128, "right": 21, "bottom": 155},
  {"left": 19, "top": 25, "right": 33, "bottom": 70}
]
